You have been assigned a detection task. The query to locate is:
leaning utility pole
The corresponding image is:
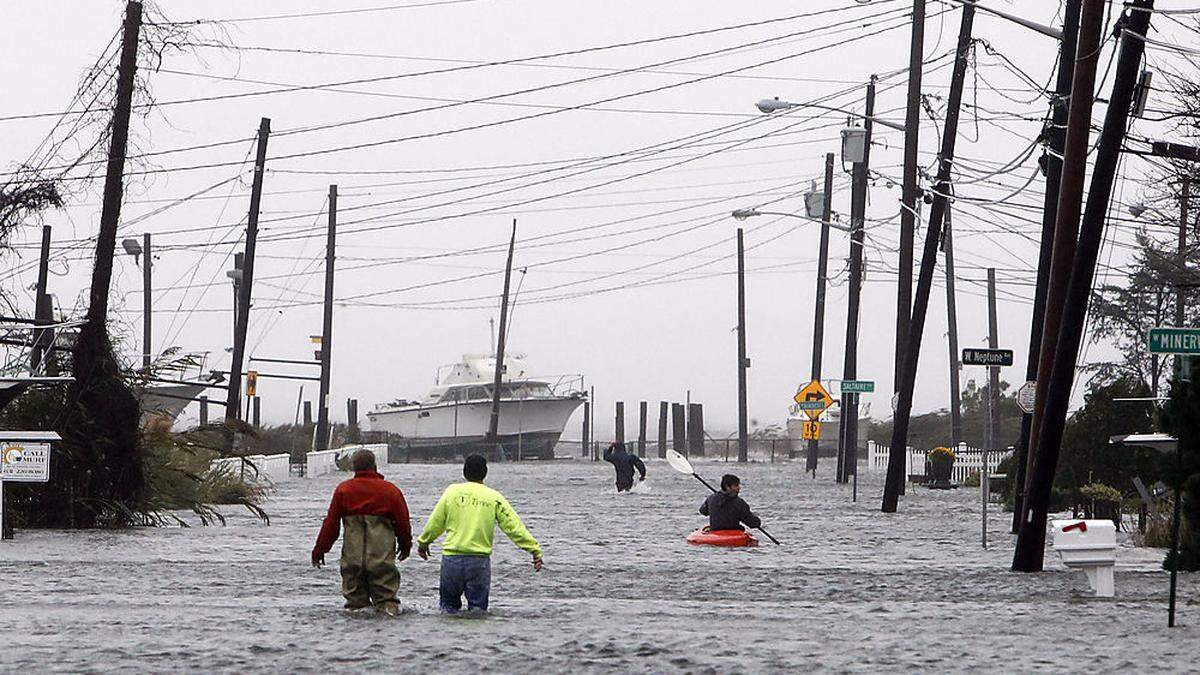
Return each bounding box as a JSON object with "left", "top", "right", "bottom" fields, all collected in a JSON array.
[
  {"left": 807, "top": 152, "right": 835, "bottom": 476},
  {"left": 485, "top": 220, "right": 518, "bottom": 454},
  {"left": 736, "top": 226, "right": 749, "bottom": 463},
  {"left": 1011, "top": 0, "right": 1083, "bottom": 534},
  {"left": 1018, "top": 0, "right": 1105, "bottom": 522},
  {"left": 943, "top": 205, "right": 963, "bottom": 445},
  {"left": 142, "top": 231, "right": 151, "bottom": 369},
  {"left": 897, "top": 0, "right": 926, "bottom": 391},
  {"left": 314, "top": 185, "right": 337, "bottom": 451},
  {"left": 883, "top": 4, "right": 974, "bottom": 511},
  {"left": 31, "top": 225, "right": 53, "bottom": 373},
  {"left": 1015, "top": 0, "right": 1153, "bottom": 572},
  {"left": 83, "top": 1, "right": 141, "bottom": 332},
  {"left": 839, "top": 77, "right": 876, "bottom": 484},
  {"left": 225, "top": 118, "right": 271, "bottom": 422}
]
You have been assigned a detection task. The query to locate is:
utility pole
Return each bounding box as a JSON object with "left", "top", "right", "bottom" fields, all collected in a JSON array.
[
  {"left": 1178, "top": 178, "right": 1189, "bottom": 379},
  {"left": 638, "top": 401, "right": 647, "bottom": 457},
  {"left": 897, "top": 0, "right": 926, "bottom": 392},
  {"left": 31, "top": 225, "right": 53, "bottom": 373},
  {"left": 142, "top": 231, "right": 151, "bottom": 369},
  {"left": 1014, "top": 0, "right": 1151, "bottom": 572},
  {"left": 883, "top": 4, "right": 974, "bottom": 512},
  {"left": 1012, "top": 0, "right": 1082, "bottom": 534},
  {"left": 314, "top": 185, "right": 337, "bottom": 451},
  {"left": 984, "top": 268, "right": 1000, "bottom": 548},
  {"left": 82, "top": 0, "right": 141, "bottom": 334},
  {"left": 615, "top": 401, "right": 625, "bottom": 446},
  {"left": 225, "top": 118, "right": 271, "bottom": 422},
  {"left": 485, "top": 220, "right": 518, "bottom": 454},
  {"left": 736, "top": 227, "right": 749, "bottom": 463},
  {"left": 943, "top": 205, "right": 963, "bottom": 445},
  {"left": 808, "top": 152, "right": 835, "bottom": 476},
  {"left": 839, "top": 77, "right": 876, "bottom": 484},
  {"left": 1016, "top": 0, "right": 1105, "bottom": 532}
]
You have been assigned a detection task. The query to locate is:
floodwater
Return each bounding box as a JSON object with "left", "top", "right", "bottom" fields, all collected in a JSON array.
[{"left": 1, "top": 458, "right": 1196, "bottom": 673}]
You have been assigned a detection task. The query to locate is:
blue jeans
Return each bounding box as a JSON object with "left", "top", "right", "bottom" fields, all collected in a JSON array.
[{"left": 439, "top": 555, "right": 491, "bottom": 613}]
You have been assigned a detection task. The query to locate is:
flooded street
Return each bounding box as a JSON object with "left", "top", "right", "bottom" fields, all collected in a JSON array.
[{"left": 2, "top": 458, "right": 1196, "bottom": 673}]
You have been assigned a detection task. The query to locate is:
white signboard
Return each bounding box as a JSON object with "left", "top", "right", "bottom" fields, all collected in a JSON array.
[
  {"left": 1, "top": 442, "right": 50, "bottom": 482},
  {"left": 1017, "top": 381, "right": 1037, "bottom": 414}
]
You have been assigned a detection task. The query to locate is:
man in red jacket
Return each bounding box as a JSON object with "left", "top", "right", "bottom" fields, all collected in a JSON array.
[{"left": 311, "top": 449, "right": 412, "bottom": 615}]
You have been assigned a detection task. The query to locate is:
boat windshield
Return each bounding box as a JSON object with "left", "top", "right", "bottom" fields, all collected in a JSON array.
[{"left": 440, "top": 383, "right": 556, "bottom": 402}]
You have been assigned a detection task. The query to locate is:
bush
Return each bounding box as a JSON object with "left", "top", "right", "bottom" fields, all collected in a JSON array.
[
  {"left": 929, "top": 446, "right": 955, "bottom": 462},
  {"left": 963, "top": 470, "right": 981, "bottom": 488}
]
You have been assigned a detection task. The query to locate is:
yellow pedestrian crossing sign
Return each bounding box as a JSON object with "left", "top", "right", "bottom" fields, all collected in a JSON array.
[
  {"left": 801, "top": 420, "right": 822, "bottom": 440},
  {"left": 793, "top": 380, "right": 834, "bottom": 420}
]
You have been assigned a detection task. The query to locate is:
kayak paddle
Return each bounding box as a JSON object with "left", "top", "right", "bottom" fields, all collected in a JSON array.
[{"left": 665, "top": 449, "right": 781, "bottom": 545}]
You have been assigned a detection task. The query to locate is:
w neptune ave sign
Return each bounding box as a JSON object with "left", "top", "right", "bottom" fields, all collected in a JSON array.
[{"left": 1148, "top": 327, "right": 1200, "bottom": 355}]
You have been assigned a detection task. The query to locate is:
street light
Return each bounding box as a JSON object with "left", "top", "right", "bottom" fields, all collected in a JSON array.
[
  {"left": 755, "top": 97, "right": 906, "bottom": 132},
  {"left": 731, "top": 208, "right": 854, "bottom": 233}
]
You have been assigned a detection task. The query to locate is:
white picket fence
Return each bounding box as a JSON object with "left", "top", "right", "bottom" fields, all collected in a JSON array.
[
  {"left": 209, "top": 443, "right": 388, "bottom": 484},
  {"left": 866, "top": 441, "right": 1012, "bottom": 483}
]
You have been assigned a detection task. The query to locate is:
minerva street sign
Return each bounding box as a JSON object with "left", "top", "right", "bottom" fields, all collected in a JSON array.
[
  {"left": 1148, "top": 327, "right": 1200, "bottom": 355},
  {"left": 961, "top": 348, "right": 1013, "bottom": 367}
]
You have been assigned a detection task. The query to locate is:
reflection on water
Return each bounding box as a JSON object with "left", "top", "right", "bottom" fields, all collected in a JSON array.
[{"left": 0, "top": 459, "right": 1195, "bottom": 672}]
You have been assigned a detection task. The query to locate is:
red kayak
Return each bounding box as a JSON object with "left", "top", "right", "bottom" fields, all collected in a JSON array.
[{"left": 686, "top": 527, "right": 758, "bottom": 547}]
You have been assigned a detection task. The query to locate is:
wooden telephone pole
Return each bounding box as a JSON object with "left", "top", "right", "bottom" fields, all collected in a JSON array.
[
  {"left": 485, "top": 221, "right": 518, "bottom": 455},
  {"left": 225, "top": 118, "right": 271, "bottom": 421},
  {"left": 314, "top": 185, "right": 337, "bottom": 451}
]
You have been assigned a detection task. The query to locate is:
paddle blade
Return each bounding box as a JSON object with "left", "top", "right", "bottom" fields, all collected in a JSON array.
[{"left": 665, "top": 449, "right": 694, "bottom": 475}]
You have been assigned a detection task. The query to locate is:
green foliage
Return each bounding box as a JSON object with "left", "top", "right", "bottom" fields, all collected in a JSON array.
[
  {"left": 1157, "top": 361, "right": 1200, "bottom": 571},
  {"left": 1054, "top": 376, "right": 1161, "bottom": 498},
  {"left": 868, "top": 379, "right": 1023, "bottom": 451},
  {"left": 1079, "top": 482, "right": 1122, "bottom": 504}
]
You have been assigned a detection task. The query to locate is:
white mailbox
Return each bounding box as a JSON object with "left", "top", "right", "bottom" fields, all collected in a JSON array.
[{"left": 1051, "top": 519, "right": 1117, "bottom": 597}]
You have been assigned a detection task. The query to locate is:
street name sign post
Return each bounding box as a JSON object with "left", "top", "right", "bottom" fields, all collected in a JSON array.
[
  {"left": 1148, "top": 327, "right": 1200, "bottom": 354},
  {"left": 961, "top": 348, "right": 1014, "bottom": 366}
]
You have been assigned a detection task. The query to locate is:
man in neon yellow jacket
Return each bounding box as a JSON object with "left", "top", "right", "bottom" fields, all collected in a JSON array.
[{"left": 417, "top": 454, "right": 543, "bottom": 613}]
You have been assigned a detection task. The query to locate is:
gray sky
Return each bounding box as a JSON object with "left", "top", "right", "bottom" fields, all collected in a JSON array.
[{"left": 2, "top": 1, "right": 1191, "bottom": 437}]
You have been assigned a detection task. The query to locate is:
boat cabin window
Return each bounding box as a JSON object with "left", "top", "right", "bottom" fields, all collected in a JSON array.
[
  {"left": 467, "top": 386, "right": 488, "bottom": 400},
  {"left": 440, "top": 388, "right": 465, "bottom": 403}
]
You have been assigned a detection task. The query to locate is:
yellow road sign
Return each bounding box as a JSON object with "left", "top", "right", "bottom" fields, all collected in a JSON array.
[
  {"left": 801, "top": 420, "right": 822, "bottom": 440},
  {"left": 793, "top": 380, "right": 834, "bottom": 420},
  {"left": 246, "top": 370, "right": 258, "bottom": 397}
]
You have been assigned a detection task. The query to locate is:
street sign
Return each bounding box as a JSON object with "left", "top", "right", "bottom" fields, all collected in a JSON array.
[
  {"left": 801, "top": 420, "right": 822, "bottom": 440},
  {"left": 841, "top": 380, "right": 875, "bottom": 394},
  {"left": 1017, "top": 381, "right": 1037, "bottom": 414},
  {"left": 1, "top": 442, "right": 50, "bottom": 483},
  {"left": 961, "top": 348, "right": 1013, "bottom": 367},
  {"left": 245, "top": 370, "right": 258, "bottom": 397},
  {"left": 1148, "top": 327, "right": 1200, "bottom": 355},
  {"left": 793, "top": 380, "right": 834, "bottom": 420},
  {"left": 310, "top": 335, "right": 323, "bottom": 345}
]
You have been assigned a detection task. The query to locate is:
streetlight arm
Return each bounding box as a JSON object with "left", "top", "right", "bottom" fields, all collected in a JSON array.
[
  {"left": 731, "top": 208, "right": 854, "bottom": 233},
  {"left": 943, "top": 0, "right": 1063, "bottom": 39},
  {"left": 755, "top": 98, "right": 906, "bottom": 132}
]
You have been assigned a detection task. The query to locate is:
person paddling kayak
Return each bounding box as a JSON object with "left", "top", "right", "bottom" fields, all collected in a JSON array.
[
  {"left": 699, "top": 474, "right": 761, "bottom": 531},
  {"left": 603, "top": 442, "right": 646, "bottom": 492}
]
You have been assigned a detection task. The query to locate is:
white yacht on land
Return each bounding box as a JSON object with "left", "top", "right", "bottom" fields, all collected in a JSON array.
[{"left": 367, "top": 353, "right": 585, "bottom": 461}]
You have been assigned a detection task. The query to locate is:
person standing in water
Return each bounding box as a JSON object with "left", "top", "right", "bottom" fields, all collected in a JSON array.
[
  {"left": 699, "top": 474, "right": 761, "bottom": 531},
  {"left": 417, "top": 454, "right": 543, "bottom": 614},
  {"left": 603, "top": 442, "right": 646, "bottom": 492},
  {"left": 311, "top": 449, "right": 412, "bottom": 615}
]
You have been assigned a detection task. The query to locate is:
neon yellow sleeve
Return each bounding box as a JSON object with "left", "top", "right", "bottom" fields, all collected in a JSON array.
[
  {"left": 417, "top": 489, "right": 449, "bottom": 548},
  {"left": 495, "top": 495, "right": 541, "bottom": 557}
]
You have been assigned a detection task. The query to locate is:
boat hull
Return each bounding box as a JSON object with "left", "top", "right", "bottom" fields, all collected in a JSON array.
[{"left": 367, "top": 397, "right": 582, "bottom": 461}]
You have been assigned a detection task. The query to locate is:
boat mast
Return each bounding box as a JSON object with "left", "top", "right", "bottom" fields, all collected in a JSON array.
[{"left": 485, "top": 220, "right": 517, "bottom": 453}]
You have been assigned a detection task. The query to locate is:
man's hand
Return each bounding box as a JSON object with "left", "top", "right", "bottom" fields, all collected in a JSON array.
[
  {"left": 532, "top": 555, "right": 543, "bottom": 572},
  {"left": 311, "top": 551, "right": 325, "bottom": 568},
  {"left": 418, "top": 545, "right": 429, "bottom": 561}
]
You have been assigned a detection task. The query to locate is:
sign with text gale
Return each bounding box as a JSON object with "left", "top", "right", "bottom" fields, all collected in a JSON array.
[
  {"left": 1, "top": 442, "right": 50, "bottom": 482},
  {"left": 961, "top": 348, "right": 1013, "bottom": 367},
  {"left": 1148, "top": 327, "right": 1200, "bottom": 355}
]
